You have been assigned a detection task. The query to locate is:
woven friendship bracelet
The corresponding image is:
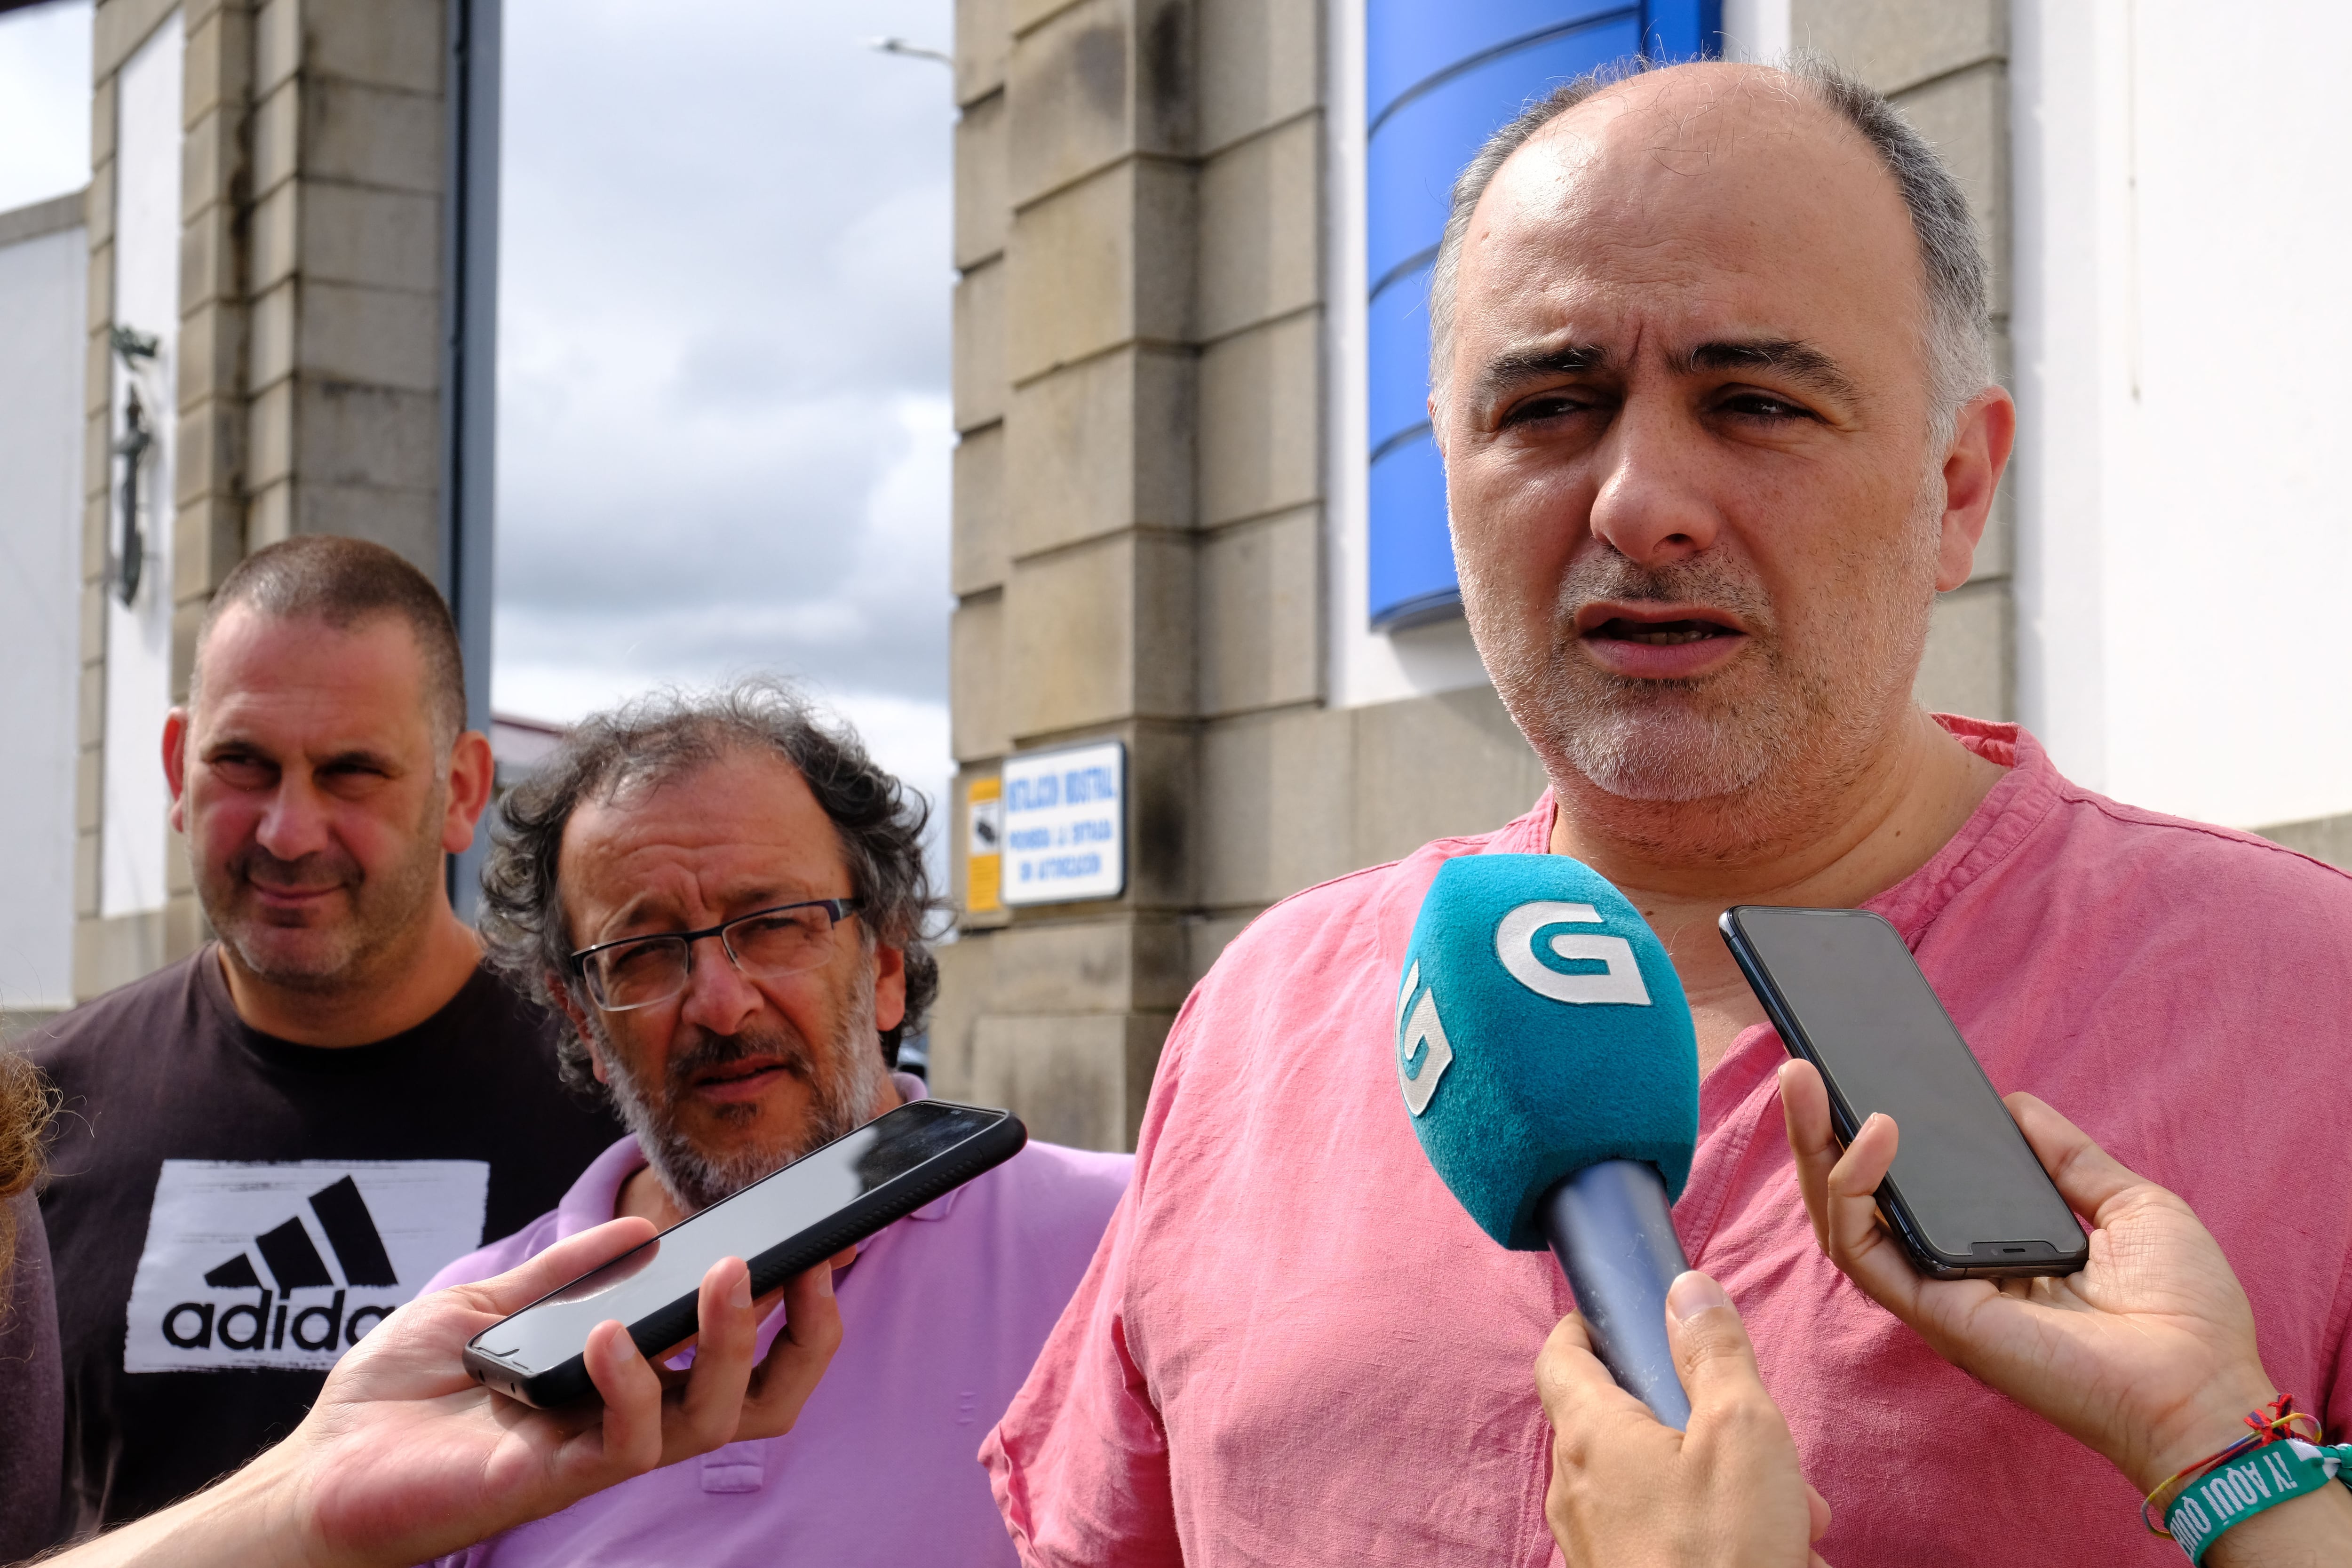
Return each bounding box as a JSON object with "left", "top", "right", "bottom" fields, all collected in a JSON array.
[
  {"left": 2162, "top": 1438, "right": 2352, "bottom": 1562},
  {"left": 2141, "top": 1397, "right": 2352, "bottom": 1564}
]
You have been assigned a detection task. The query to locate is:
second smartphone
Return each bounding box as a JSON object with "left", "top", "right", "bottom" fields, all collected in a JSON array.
[
  {"left": 1720, "top": 906, "right": 2087, "bottom": 1280},
  {"left": 465, "top": 1099, "right": 1026, "bottom": 1406}
]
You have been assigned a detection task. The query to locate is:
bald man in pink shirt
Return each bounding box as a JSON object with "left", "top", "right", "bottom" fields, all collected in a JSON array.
[{"left": 983, "top": 58, "right": 2352, "bottom": 1568}]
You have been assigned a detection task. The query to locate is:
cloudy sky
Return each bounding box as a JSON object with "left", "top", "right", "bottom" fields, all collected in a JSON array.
[{"left": 0, "top": 0, "right": 957, "bottom": 820}]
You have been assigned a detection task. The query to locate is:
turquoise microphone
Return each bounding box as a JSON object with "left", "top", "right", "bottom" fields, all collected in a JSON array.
[{"left": 1397, "top": 853, "right": 1702, "bottom": 1426}]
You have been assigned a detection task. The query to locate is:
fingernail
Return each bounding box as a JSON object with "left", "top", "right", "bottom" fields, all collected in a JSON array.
[
  {"left": 818, "top": 1263, "right": 835, "bottom": 1297},
  {"left": 1668, "top": 1270, "right": 1731, "bottom": 1324},
  {"left": 729, "top": 1267, "right": 751, "bottom": 1310}
]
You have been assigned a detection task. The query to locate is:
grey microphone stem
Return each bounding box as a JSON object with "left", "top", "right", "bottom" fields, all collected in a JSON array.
[{"left": 1540, "top": 1159, "right": 1694, "bottom": 1430}]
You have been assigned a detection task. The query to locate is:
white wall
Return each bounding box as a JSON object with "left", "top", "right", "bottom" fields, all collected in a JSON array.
[
  {"left": 1719, "top": 0, "right": 1792, "bottom": 63},
  {"left": 0, "top": 216, "right": 88, "bottom": 1010},
  {"left": 2013, "top": 0, "right": 2352, "bottom": 830},
  {"left": 100, "top": 12, "right": 181, "bottom": 916}
]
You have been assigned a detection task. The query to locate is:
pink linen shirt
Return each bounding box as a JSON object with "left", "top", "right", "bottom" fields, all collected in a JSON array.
[
  {"left": 424, "top": 1075, "right": 1130, "bottom": 1568},
  {"left": 983, "top": 719, "right": 2352, "bottom": 1568}
]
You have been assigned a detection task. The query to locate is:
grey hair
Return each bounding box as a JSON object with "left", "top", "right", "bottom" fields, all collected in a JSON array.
[
  {"left": 480, "top": 677, "right": 940, "bottom": 1091},
  {"left": 1427, "top": 53, "right": 1993, "bottom": 447}
]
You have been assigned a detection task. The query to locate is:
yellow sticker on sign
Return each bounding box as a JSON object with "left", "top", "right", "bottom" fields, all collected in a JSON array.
[{"left": 966, "top": 776, "right": 1002, "bottom": 914}]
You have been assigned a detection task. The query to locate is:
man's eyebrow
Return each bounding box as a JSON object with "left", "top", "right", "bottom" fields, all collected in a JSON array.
[
  {"left": 314, "top": 746, "right": 404, "bottom": 772},
  {"left": 602, "top": 883, "right": 801, "bottom": 939},
  {"left": 1680, "top": 339, "right": 1860, "bottom": 402},
  {"left": 1470, "top": 341, "right": 1613, "bottom": 405}
]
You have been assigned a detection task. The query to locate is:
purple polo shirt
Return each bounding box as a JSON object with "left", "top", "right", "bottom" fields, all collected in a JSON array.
[{"left": 423, "top": 1076, "right": 1131, "bottom": 1567}]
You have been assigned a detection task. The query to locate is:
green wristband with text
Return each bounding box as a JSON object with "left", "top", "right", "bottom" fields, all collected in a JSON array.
[{"left": 2164, "top": 1440, "right": 2352, "bottom": 1564}]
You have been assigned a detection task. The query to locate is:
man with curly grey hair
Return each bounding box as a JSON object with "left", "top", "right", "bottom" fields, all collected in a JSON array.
[{"left": 419, "top": 680, "right": 1130, "bottom": 1568}]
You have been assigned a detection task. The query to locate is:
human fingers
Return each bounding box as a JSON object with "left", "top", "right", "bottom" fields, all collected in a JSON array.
[
  {"left": 1663, "top": 1272, "right": 1776, "bottom": 1422},
  {"left": 2001, "top": 1093, "right": 2143, "bottom": 1225},
  {"left": 459, "top": 1218, "right": 660, "bottom": 1318},
  {"left": 1777, "top": 1060, "right": 1841, "bottom": 1252},
  {"left": 1806, "top": 1481, "right": 1832, "bottom": 1543},
  {"left": 1538, "top": 1311, "right": 1690, "bottom": 1565},
  {"left": 1812, "top": 1111, "right": 1927, "bottom": 1310},
  {"left": 733, "top": 1259, "right": 844, "bottom": 1441},
  {"left": 580, "top": 1317, "right": 667, "bottom": 1478},
  {"left": 662, "top": 1258, "right": 760, "bottom": 1461},
  {"left": 1534, "top": 1311, "right": 1656, "bottom": 1438}
]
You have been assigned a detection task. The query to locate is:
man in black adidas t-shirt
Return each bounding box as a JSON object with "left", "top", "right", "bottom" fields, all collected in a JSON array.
[{"left": 29, "top": 539, "right": 620, "bottom": 1541}]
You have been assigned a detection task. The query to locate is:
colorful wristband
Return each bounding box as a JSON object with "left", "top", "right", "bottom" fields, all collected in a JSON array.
[
  {"left": 2163, "top": 1439, "right": 2352, "bottom": 1563},
  {"left": 2142, "top": 1397, "right": 2352, "bottom": 1564}
]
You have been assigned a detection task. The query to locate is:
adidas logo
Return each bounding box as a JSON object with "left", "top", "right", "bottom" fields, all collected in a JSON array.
[
  {"left": 162, "top": 1176, "right": 404, "bottom": 1355},
  {"left": 125, "top": 1159, "right": 490, "bottom": 1373}
]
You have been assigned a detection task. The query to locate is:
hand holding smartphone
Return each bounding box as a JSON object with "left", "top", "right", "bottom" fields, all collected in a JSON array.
[
  {"left": 466, "top": 1100, "right": 1026, "bottom": 1406},
  {"left": 1719, "top": 906, "right": 2086, "bottom": 1279}
]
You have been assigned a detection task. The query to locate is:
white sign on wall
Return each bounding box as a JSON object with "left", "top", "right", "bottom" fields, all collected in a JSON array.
[{"left": 1001, "top": 740, "right": 1126, "bottom": 906}]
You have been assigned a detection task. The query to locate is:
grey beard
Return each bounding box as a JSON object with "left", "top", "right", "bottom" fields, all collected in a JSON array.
[
  {"left": 1469, "top": 470, "right": 1943, "bottom": 809},
  {"left": 595, "top": 984, "right": 888, "bottom": 1215}
]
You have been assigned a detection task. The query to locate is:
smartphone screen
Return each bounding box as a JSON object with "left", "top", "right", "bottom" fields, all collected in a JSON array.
[
  {"left": 469, "top": 1100, "right": 1015, "bottom": 1397},
  {"left": 1722, "top": 907, "right": 2086, "bottom": 1274}
]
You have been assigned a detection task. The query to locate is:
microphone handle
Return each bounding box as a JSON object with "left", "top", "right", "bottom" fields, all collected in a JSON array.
[{"left": 1540, "top": 1158, "right": 1694, "bottom": 1430}]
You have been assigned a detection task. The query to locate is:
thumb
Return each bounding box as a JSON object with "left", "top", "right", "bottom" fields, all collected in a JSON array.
[{"left": 1664, "top": 1270, "right": 1770, "bottom": 1415}]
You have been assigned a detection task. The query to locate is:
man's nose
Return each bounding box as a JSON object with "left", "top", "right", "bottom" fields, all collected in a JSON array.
[
  {"left": 677, "top": 934, "right": 764, "bottom": 1037},
  {"left": 1585, "top": 397, "right": 1723, "bottom": 567},
  {"left": 252, "top": 776, "right": 333, "bottom": 861}
]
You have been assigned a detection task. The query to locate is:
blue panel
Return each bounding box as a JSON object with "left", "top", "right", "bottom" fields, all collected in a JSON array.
[
  {"left": 1639, "top": 0, "right": 1723, "bottom": 59},
  {"left": 1368, "top": 260, "right": 1433, "bottom": 451},
  {"left": 1367, "top": 0, "right": 1631, "bottom": 126},
  {"left": 1367, "top": 434, "right": 1457, "bottom": 628},
  {"left": 1366, "top": 18, "right": 1642, "bottom": 292},
  {"left": 1362, "top": 0, "right": 1721, "bottom": 630}
]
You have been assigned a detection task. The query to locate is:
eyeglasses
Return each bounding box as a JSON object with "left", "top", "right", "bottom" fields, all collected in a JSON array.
[{"left": 568, "top": 898, "right": 862, "bottom": 1013}]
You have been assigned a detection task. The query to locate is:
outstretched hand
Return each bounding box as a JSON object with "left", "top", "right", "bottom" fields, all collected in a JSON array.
[
  {"left": 1778, "top": 1059, "right": 2272, "bottom": 1493},
  {"left": 1537, "top": 1271, "right": 1832, "bottom": 1568},
  {"left": 63, "top": 1218, "right": 844, "bottom": 1568}
]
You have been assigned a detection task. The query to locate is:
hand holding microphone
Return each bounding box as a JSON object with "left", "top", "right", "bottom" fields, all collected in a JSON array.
[
  {"left": 1397, "top": 853, "right": 1701, "bottom": 1425},
  {"left": 1536, "top": 1269, "right": 1831, "bottom": 1568}
]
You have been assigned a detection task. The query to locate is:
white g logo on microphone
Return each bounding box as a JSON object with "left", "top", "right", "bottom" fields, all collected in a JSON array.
[
  {"left": 1394, "top": 960, "right": 1453, "bottom": 1117},
  {"left": 1496, "top": 901, "right": 1653, "bottom": 1006}
]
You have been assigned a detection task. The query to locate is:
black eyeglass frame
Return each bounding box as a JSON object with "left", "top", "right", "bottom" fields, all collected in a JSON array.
[{"left": 567, "top": 897, "right": 864, "bottom": 1011}]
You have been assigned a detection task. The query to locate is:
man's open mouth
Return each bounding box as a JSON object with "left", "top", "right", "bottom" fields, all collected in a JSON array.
[
  {"left": 1588, "top": 617, "right": 1740, "bottom": 647},
  {"left": 692, "top": 1059, "right": 791, "bottom": 1091}
]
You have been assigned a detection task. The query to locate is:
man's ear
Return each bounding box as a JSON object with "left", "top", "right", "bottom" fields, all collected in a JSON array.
[
  {"left": 873, "top": 944, "right": 906, "bottom": 1035},
  {"left": 547, "top": 973, "right": 611, "bottom": 1085},
  {"left": 162, "top": 707, "right": 191, "bottom": 833},
  {"left": 1933, "top": 387, "right": 2016, "bottom": 592},
  {"left": 442, "top": 729, "right": 497, "bottom": 854}
]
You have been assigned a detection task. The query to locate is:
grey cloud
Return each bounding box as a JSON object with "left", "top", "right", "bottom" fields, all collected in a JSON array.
[{"left": 492, "top": 0, "right": 955, "bottom": 721}]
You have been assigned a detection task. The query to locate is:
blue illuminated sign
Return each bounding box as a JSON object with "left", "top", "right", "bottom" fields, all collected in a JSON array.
[{"left": 1364, "top": 1, "right": 1721, "bottom": 629}]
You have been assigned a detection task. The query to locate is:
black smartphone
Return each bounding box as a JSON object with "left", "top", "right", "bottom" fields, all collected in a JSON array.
[
  {"left": 1718, "top": 906, "right": 2088, "bottom": 1280},
  {"left": 464, "top": 1099, "right": 1026, "bottom": 1406}
]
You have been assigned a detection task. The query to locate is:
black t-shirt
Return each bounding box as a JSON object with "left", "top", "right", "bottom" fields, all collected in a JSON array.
[
  {"left": 0, "top": 1190, "right": 63, "bottom": 1564},
  {"left": 29, "top": 947, "right": 623, "bottom": 1539}
]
